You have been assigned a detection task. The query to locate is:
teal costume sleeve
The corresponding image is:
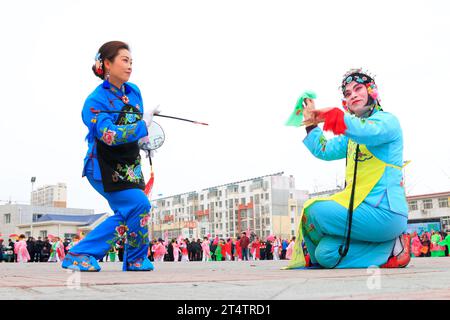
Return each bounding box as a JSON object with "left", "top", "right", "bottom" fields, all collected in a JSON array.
[
  {"left": 303, "top": 127, "right": 348, "bottom": 161},
  {"left": 343, "top": 111, "right": 401, "bottom": 146}
]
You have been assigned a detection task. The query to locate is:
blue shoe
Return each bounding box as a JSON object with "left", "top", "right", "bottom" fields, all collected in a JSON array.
[
  {"left": 62, "top": 252, "right": 101, "bottom": 272},
  {"left": 127, "top": 257, "right": 154, "bottom": 271}
]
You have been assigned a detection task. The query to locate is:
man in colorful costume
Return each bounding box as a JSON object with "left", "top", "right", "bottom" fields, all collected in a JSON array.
[{"left": 287, "top": 68, "right": 410, "bottom": 269}]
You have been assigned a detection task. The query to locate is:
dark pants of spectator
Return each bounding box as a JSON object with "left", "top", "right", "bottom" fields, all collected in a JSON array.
[
  {"left": 34, "top": 252, "right": 42, "bottom": 262},
  {"left": 281, "top": 249, "right": 287, "bottom": 260},
  {"left": 260, "top": 249, "right": 266, "bottom": 260},
  {"left": 242, "top": 248, "right": 249, "bottom": 260}
]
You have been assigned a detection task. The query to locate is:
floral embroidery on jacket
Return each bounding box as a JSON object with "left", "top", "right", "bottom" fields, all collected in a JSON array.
[
  {"left": 115, "top": 124, "right": 138, "bottom": 144},
  {"left": 319, "top": 135, "right": 327, "bottom": 152},
  {"left": 101, "top": 128, "right": 117, "bottom": 145}
]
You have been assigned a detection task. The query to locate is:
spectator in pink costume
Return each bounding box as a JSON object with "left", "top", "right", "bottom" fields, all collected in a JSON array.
[
  {"left": 201, "top": 237, "right": 211, "bottom": 262},
  {"left": 14, "top": 234, "right": 31, "bottom": 263},
  {"left": 286, "top": 236, "right": 296, "bottom": 260},
  {"left": 410, "top": 232, "right": 423, "bottom": 257},
  {"left": 172, "top": 238, "right": 181, "bottom": 262}
]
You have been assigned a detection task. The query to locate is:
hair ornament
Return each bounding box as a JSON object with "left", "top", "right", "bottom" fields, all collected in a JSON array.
[{"left": 94, "top": 52, "right": 103, "bottom": 76}]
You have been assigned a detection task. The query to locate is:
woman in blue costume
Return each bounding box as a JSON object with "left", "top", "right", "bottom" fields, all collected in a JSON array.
[
  {"left": 62, "top": 41, "right": 158, "bottom": 271},
  {"left": 288, "top": 68, "right": 411, "bottom": 269}
]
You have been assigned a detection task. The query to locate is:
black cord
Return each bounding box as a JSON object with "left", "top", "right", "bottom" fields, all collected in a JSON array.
[
  {"left": 329, "top": 144, "right": 359, "bottom": 269},
  {"left": 330, "top": 106, "right": 375, "bottom": 268}
]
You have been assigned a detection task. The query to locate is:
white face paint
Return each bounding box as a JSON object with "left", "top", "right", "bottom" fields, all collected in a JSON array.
[{"left": 343, "top": 81, "right": 372, "bottom": 117}]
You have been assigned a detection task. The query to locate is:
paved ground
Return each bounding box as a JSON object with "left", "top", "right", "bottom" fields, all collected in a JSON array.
[{"left": 0, "top": 257, "right": 449, "bottom": 300}]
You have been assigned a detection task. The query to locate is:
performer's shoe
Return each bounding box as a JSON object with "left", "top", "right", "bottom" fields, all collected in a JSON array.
[
  {"left": 380, "top": 233, "right": 411, "bottom": 268},
  {"left": 300, "top": 254, "right": 323, "bottom": 269},
  {"left": 61, "top": 252, "right": 101, "bottom": 272},
  {"left": 127, "top": 257, "right": 154, "bottom": 271}
]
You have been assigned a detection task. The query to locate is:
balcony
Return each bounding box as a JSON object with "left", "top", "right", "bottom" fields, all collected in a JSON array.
[
  {"left": 250, "top": 179, "right": 263, "bottom": 191},
  {"left": 187, "top": 192, "right": 199, "bottom": 202},
  {"left": 163, "top": 215, "right": 174, "bottom": 222},
  {"left": 227, "top": 184, "right": 239, "bottom": 194},
  {"left": 195, "top": 209, "right": 210, "bottom": 218},
  {"left": 172, "top": 195, "right": 182, "bottom": 206},
  {"left": 207, "top": 188, "right": 218, "bottom": 199}
]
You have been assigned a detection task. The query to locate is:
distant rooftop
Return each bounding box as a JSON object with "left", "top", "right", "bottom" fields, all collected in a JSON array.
[
  {"left": 153, "top": 172, "right": 285, "bottom": 201},
  {"left": 407, "top": 191, "right": 450, "bottom": 201},
  {"left": 35, "top": 213, "right": 107, "bottom": 225}
]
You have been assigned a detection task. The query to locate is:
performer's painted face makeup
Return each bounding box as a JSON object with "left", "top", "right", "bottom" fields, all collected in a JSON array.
[
  {"left": 106, "top": 49, "right": 133, "bottom": 85},
  {"left": 344, "top": 81, "right": 369, "bottom": 116}
]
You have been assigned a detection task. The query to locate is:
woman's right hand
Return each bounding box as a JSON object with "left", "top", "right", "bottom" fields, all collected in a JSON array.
[
  {"left": 302, "top": 98, "right": 316, "bottom": 126},
  {"left": 143, "top": 105, "right": 161, "bottom": 127}
]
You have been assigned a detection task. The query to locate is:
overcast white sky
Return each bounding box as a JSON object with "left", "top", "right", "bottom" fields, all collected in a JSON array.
[{"left": 1, "top": 0, "right": 449, "bottom": 213}]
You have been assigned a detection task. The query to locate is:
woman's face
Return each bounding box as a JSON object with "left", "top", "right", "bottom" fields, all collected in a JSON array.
[
  {"left": 105, "top": 49, "right": 132, "bottom": 84},
  {"left": 343, "top": 81, "right": 369, "bottom": 116}
]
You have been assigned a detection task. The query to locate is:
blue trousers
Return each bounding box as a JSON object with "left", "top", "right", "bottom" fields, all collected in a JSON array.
[
  {"left": 70, "top": 174, "right": 151, "bottom": 271},
  {"left": 302, "top": 200, "right": 407, "bottom": 268}
]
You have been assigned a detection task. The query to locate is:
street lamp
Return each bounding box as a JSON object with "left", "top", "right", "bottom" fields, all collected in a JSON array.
[{"left": 30, "top": 177, "right": 36, "bottom": 237}]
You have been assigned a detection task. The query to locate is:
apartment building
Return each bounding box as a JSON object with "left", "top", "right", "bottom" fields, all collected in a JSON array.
[
  {"left": 406, "top": 191, "right": 450, "bottom": 233},
  {"left": 150, "top": 172, "right": 308, "bottom": 241},
  {"left": 31, "top": 183, "right": 67, "bottom": 208}
]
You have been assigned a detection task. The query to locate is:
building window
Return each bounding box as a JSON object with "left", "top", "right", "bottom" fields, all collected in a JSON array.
[
  {"left": 33, "top": 214, "right": 44, "bottom": 222},
  {"left": 4, "top": 214, "right": 11, "bottom": 224},
  {"left": 200, "top": 195, "right": 204, "bottom": 201},
  {"left": 423, "top": 199, "right": 433, "bottom": 209},
  {"left": 408, "top": 201, "right": 418, "bottom": 211},
  {"left": 438, "top": 198, "right": 449, "bottom": 208},
  {"left": 291, "top": 218, "right": 295, "bottom": 223},
  {"left": 40, "top": 230, "right": 47, "bottom": 238},
  {"left": 241, "top": 198, "right": 246, "bottom": 205},
  {"left": 241, "top": 186, "right": 246, "bottom": 193},
  {"left": 265, "top": 193, "right": 269, "bottom": 200}
]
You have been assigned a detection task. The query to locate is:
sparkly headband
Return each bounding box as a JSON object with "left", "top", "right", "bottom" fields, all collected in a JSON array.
[{"left": 341, "top": 72, "right": 374, "bottom": 93}]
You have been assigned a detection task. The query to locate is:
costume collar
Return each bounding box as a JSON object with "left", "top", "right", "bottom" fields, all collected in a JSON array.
[{"left": 102, "top": 80, "right": 131, "bottom": 94}]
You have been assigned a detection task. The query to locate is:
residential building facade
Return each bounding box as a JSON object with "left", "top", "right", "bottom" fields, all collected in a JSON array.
[
  {"left": 31, "top": 183, "right": 67, "bottom": 208},
  {"left": 406, "top": 191, "right": 450, "bottom": 233},
  {"left": 150, "top": 172, "right": 308, "bottom": 241}
]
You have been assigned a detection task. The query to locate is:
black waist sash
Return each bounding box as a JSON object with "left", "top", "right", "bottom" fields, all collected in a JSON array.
[{"left": 96, "top": 104, "right": 145, "bottom": 192}]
